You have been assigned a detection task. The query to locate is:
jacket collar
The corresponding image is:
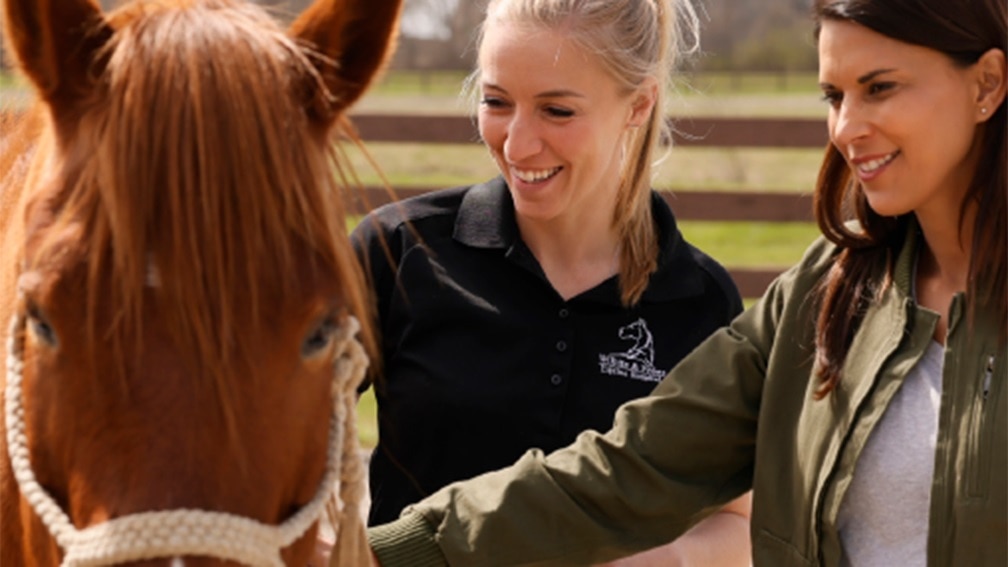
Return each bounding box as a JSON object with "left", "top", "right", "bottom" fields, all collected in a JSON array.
[
  {"left": 891, "top": 216, "right": 920, "bottom": 300},
  {"left": 452, "top": 176, "right": 707, "bottom": 302}
]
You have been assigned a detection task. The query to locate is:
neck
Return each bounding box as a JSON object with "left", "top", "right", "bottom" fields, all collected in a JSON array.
[
  {"left": 913, "top": 205, "right": 976, "bottom": 344},
  {"left": 915, "top": 206, "right": 975, "bottom": 292},
  {"left": 518, "top": 207, "right": 621, "bottom": 301}
]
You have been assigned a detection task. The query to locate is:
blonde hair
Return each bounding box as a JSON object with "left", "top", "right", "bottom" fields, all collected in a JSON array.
[{"left": 472, "top": 0, "right": 699, "bottom": 305}]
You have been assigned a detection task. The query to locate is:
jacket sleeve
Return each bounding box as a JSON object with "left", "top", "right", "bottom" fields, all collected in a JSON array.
[{"left": 366, "top": 297, "right": 792, "bottom": 565}]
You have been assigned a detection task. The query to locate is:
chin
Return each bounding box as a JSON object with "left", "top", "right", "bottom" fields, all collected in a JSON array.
[
  {"left": 513, "top": 201, "right": 560, "bottom": 222},
  {"left": 863, "top": 194, "right": 912, "bottom": 219},
  {"left": 866, "top": 205, "right": 904, "bottom": 218}
]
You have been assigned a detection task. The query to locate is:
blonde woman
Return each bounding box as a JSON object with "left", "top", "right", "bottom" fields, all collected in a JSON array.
[{"left": 352, "top": 0, "right": 752, "bottom": 565}]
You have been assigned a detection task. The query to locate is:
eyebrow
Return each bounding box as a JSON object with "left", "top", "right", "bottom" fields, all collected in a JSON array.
[
  {"left": 482, "top": 82, "right": 586, "bottom": 99},
  {"left": 819, "top": 68, "right": 896, "bottom": 90},
  {"left": 857, "top": 68, "right": 896, "bottom": 83}
]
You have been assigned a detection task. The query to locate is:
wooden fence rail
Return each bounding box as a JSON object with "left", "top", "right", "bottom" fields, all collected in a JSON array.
[{"left": 346, "top": 114, "right": 829, "bottom": 297}]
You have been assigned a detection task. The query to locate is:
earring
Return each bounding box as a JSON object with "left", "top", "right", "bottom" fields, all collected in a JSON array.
[{"left": 981, "top": 107, "right": 989, "bottom": 114}]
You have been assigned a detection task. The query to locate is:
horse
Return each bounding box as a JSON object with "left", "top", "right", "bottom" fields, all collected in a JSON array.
[{"left": 0, "top": 0, "right": 401, "bottom": 564}]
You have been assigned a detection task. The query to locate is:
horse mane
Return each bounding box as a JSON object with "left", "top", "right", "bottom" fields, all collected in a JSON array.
[{"left": 24, "top": 0, "right": 373, "bottom": 384}]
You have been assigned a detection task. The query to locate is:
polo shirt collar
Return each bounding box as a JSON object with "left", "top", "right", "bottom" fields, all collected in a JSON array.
[
  {"left": 453, "top": 176, "right": 708, "bottom": 301},
  {"left": 453, "top": 176, "right": 516, "bottom": 249}
]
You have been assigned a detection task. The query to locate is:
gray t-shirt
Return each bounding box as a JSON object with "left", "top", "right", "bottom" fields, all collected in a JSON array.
[{"left": 837, "top": 339, "right": 944, "bottom": 566}]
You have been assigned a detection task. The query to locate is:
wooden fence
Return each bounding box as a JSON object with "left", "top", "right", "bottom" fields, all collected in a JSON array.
[{"left": 345, "top": 114, "right": 829, "bottom": 297}]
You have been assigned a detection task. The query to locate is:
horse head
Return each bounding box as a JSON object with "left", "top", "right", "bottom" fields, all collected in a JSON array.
[
  {"left": 0, "top": 0, "right": 401, "bottom": 564},
  {"left": 618, "top": 319, "right": 645, "bottom": 343}
]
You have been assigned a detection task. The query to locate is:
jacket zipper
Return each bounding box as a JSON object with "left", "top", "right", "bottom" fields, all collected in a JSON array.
[
  {"left": 966, "top": 354, "right": 996, "bottom": 497},
  {"left": 982, "top": 355, "right": 993, "bottom": 400}
]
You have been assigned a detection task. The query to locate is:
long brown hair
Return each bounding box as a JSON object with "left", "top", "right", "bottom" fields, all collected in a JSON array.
[{"left": 811, "top": 0, "right": 1007, "bottom": 397}]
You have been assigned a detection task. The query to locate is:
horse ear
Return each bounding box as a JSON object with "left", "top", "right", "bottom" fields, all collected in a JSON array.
[
  {"left": 288, "top": 0, "right": 403, "bottom": 125},
  {"left": 2, "top": 0, "right": 112, "bottom": 110}
]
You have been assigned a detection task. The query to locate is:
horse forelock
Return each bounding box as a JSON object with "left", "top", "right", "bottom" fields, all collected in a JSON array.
[{"left": 30, "top": 0, "right": 370, "bottom": 387}]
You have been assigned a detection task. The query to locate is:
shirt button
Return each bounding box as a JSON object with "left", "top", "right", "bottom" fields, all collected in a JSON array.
[
  {"left": 559, "top": 308, "right": 569, "bottom": 318},
  {"left": 550, "top": 374, "right": 563, "bottom": 386},
  {"left": 556, "top": 340, "right": 567, "bottom": 352}
]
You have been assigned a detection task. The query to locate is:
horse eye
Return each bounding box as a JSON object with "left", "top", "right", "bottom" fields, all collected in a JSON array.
[
  {"left": 26, "top": 306, "right": 58, "bottom": 347},
  {"left": 301, "top": 317, "right": 338, "bottom": 359}
]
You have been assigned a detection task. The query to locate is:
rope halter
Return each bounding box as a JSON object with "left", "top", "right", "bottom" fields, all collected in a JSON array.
[{"left": 4, "top": 312, "right": 369, "bottom": 567}]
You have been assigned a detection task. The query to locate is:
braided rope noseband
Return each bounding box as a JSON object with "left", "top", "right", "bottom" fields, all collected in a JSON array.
[{"left": 5, "top": 312, "right": 369, "bottom": 566}]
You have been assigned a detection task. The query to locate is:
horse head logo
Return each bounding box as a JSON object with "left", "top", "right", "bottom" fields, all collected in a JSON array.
[{"left": 615, "top": 318, "right": 655, "bottom": 366}]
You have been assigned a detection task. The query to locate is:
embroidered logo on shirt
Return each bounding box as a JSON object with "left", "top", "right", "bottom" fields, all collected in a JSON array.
[{"left": 598, "top": 318, "right": 667, "bottom": 383}]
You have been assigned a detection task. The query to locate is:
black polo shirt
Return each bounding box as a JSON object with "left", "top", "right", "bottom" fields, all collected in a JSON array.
[{"left": 351, "top": 177, "right": 742, "bottom": 525}]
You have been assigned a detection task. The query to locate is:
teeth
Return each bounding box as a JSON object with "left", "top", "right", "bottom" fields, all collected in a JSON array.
[
  {"left": 513, "top": 167, "right": 560, "bottom": 183},
  {"left": 858, "top": 152, "right": 898, "bottom": 174}
]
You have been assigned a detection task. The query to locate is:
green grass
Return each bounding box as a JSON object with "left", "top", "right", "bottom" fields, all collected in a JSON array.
[
  {"left": 657, "top": 147, "right": 823, "bottom": 191},
  {"left": 372, "top": 69, "right": 473, "bottom": 96},
  {"left": 339, "top": 143, "right": 496, "bottom": 188},
  {"left": 679, "top": 221, "right": 818, "bottom": 267},
  {"left": 680, "top": 72, "right": 821, "bottom": 95},
  {"left": 0, "top": 70, "right": 27, "bottom": 90},
  {"left": 357, "top": 388, "right": 378, "bottom": 449}
]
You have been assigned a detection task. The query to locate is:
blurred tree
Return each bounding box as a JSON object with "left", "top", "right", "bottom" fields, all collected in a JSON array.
[
  {"left": 447, "top": 0, "right": 487, "bottom": 67},
  {"left": 699, "top": 0, "right": 817, "bottom": 77},
  {"left": 392, "top": 0, "right": 485, "bottom": 70},
  {"left": 401, "top": 0, "right": 458, "bottom": 40},
  {"left": 0, "top": 0, "right": 816, "bottom": 77}
]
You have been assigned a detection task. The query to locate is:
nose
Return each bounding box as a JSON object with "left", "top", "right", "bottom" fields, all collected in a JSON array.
[
  {"left": 503, "top": 111, "right": 543, "bottom": 163},
  {"left": 830, "top": 98, "right": 871, "bottom": 149}
]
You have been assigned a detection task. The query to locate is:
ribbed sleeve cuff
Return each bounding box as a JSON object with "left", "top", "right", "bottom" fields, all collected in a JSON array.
[{"left": 368, "top": 512, "right": 448, "bottom": 567}]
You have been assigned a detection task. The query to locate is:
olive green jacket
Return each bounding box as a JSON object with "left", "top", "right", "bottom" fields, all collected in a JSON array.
[{"left": 369, "top": 224, "right": 1007, "bottom": 566}]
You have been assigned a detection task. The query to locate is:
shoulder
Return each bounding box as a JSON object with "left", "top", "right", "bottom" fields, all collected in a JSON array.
[
  {"left": 798, "top": 232, "right": 844, "bottom": 272},
  {"left": 684, "top": 241, "right": 742, "bottom": 305},
  {"left": 762, "top": 232, "right": 844, "bottom": 307},
  {"left": 648, "top": 193, "right": 741, "bottom": 313},
  {"left": 352, "top": 184, "right": 471, "bottom": 242},
  {"left": 349, "top": 185, "right": 487, "bottom": 262}
]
